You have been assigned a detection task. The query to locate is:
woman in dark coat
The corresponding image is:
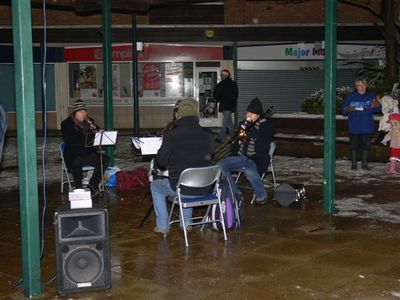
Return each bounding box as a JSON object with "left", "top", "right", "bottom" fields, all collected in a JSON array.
[{"left": 61, "top": 99, "right": 108, "bottom": 193}]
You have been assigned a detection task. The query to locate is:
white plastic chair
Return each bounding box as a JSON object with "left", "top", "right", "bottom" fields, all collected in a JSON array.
[
  {"left": 167, "top": 165, "right": 227, "bottom": 247},
  {"left": 60, "top": 142, "right": 95, "bottom": 193},
  {"left": 235, "top": 141, "right": 277, "bottom": 203}
]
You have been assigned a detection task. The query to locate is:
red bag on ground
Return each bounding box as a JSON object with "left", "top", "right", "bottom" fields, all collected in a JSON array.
[{"left": 116, "top": 168, "right": 150, "bottom": 190}]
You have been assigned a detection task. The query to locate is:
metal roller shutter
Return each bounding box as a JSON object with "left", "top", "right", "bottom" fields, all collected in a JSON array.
[{"left": 237, "top": 69, "right": 356, "bottom": 116}]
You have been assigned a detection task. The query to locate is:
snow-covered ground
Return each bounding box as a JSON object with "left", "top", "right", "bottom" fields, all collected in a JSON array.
[
  {"left": 0, "top": 136, "right": 148, "bottom": 192},
  {"left": 1, "top": 136, "right": 399, "bottom": 224}
]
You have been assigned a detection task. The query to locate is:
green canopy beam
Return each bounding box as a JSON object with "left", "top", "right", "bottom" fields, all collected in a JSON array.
[
  {"left": 323, "top": 0, "right": 338, "bottom": 213},
  {"left": 12, "top": 0, "right": 41, "bottom": 296},
  {"left": 132, "top": 14, "right": 140, "bottom": 136},
  {"left": 102, "top": 0, "right": 114, "bottom": 165}
]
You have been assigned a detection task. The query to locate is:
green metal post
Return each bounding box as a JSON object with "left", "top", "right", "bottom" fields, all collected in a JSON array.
[
  {"left": 11, "top": 0, "right": 41, "bottom": 296},
  {"left": 132, "top": 14, "right": 140, "bottom": 136},
  {"left": 102, "top": 0, "right": 114, "bottom": 165},
  {"left": 233, "top": 41, "right": 238, "bottom": 126},
  {"left": 323, "top": 0, "right": 337, "bottom": 213}
]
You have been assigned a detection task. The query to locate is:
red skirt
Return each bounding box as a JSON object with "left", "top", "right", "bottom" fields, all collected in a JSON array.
[{"left": 390, "top": 148, "right": 400, "bottom": 160}]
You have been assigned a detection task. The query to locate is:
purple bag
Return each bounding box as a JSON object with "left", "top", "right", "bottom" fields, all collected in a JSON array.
[{"left": 210, "top": 175, "right": 243, "bottom": 231}]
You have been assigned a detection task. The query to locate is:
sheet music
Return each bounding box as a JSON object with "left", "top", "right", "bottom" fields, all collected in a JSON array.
[
  {"left": 131, "top": 136, "right": 163, "bottom": 155},
  {"left": 94, "top": 131, "right": 118, "bottom": 146}
]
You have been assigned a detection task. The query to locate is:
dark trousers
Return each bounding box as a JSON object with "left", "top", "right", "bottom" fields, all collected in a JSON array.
[
  {"left": 350, "top": 134, "right": 371, "bottom": 151},
  {"left": 71, "top": 152, "right": 109, "bottom": 189}
]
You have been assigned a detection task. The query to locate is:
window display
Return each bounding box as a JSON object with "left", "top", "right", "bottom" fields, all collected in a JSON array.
[{"left": 68, "top": 62, "right": 193, "bottom": 106}]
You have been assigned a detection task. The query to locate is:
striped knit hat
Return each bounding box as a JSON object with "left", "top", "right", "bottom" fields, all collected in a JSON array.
[{"left": 72, "top": 99, "right": 87, "bottom": 113}]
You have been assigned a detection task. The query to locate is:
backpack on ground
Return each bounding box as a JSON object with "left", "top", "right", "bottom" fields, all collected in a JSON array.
[{"left": 209, "top": 175, "right": 243, "bottom": 232}]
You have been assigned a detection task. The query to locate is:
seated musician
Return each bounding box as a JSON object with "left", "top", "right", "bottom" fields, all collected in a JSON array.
[
  {"left": 218, "top": 98, "right": 274, "bottom": 205},
  {"left": 61, "top": 99, "right": 109, "bottom": 194},
  {"left": 150, "top": 98, "right": 214, "bottom": 235}
]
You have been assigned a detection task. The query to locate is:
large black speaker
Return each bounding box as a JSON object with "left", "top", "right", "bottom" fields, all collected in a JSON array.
[{"left": 54, "top": 205, "right": 111, "bottom": 294}]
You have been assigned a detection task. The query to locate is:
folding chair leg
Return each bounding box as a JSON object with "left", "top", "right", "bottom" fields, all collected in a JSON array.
[
  {"left": 218, "top": 199, "right": 227, "bottom": 242},
  {"left": 167, "top": 200, "right": 176, "bottom": 230},
  {"left": 61, "top": 165, "right": 64, "bottom": 193},
  {"left": 200, "top": 206, "right": 212, "bottom": 231},
  {"left": 66, "top": 172, "right": 73, "bottom": 192},
  {"left": 271, "top": 165, "right": 277, "bottom": 188},
  {"left": 179, "top": 203, "right": 189, "bottom": 247}
]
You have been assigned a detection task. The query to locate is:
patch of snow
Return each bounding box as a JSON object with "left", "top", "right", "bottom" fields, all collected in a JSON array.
[
  {"left": 389, "top": 291, "right": 400, "bottom": 298},
  {"left": 272, "top": 113, "right": 381, "bottom": 121},
  {"left": 274, "top": 133, "right": 349, "bottom": 142},
  {"left": 335, "top": 198, "right": 400, "bottom": 224}
]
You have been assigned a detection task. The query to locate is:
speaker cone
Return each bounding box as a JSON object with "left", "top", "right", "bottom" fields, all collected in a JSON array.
[{"left": 65, "top": 247, "right": 103, "bottom": 283}]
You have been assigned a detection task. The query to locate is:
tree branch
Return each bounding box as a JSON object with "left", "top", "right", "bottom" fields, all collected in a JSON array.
[{"left": 339, "top": 0, "right": 383, "bottom": 20}]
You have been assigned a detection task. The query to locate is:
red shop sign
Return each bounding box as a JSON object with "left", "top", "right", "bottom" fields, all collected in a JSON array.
[{"left": 64, "top": 43, "right": 223, "bottom": 62}]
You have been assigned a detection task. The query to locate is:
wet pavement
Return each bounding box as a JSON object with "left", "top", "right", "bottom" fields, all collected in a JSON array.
[{"left": 1, "top": 137, "right": 400, "bottom": 299}]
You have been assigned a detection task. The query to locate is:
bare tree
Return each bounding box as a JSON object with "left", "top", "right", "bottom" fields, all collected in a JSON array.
[
  {"left": 340, "top": 0, "right": 399, "bottom": 90},
  {"left": 271, "top": 0, "right": 399, "bottom": 89}
]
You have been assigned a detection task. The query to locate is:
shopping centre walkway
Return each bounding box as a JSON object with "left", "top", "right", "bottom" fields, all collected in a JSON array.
[{"left": 1, "top": 136, "right": 400, "bottom": 299}]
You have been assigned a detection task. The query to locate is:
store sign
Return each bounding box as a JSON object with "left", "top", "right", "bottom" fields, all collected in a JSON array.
[
  {"left": 64, "top": 43, "right": 223, "bottom": 62},
  {"left": 238, "top": 43, "right": 385, "bottom": 60}
]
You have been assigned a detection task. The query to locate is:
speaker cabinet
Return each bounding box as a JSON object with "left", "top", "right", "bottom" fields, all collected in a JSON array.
[{"left": 54, "top": 205, "right": 111, "bottom": 294}]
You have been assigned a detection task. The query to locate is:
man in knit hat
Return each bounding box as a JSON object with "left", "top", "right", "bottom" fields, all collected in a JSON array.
[
  {"left": 150, "top": 98, "right": 214, "bottom": 235},
  {"left": 61, "top": 99, "right": 108, "bottom": 195},
  {"left": 218, "top": 98, "right": 274, "bottom": 205},
  {"left": 213, "top": 69, "right": 238, "bottom": 142}
]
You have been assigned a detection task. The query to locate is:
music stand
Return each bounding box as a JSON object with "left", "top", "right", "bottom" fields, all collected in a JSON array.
[
  {"left": 86, "top": 131, "right": 119, "bottom": 198},
  {"left": 132, "top": 136, "right": 164, "bottom": 228}
]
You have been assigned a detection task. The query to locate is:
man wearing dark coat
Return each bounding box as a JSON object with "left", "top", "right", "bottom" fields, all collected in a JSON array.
[
  {"left": 150, "top": 98, "right": 214, "bottom": 235},
  {"left": 213, "top": 69, "right": 238, "bottom": 141},
  {"left": 218, "top": 98, "right": 274, "bottom": 205}
]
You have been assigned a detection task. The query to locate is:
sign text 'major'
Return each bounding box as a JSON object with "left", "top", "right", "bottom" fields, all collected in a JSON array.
[{"left": 285, "top": 47, "right": 325, "bottom": 58}]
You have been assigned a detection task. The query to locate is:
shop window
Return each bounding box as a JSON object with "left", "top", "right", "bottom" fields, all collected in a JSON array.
[{"left": 68, "top": 62, "right": 193, "bottom": 106}]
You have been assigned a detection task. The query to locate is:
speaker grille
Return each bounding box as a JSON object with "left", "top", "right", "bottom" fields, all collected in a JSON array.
[
  {"left": 65, "top": 246, "right": 103, "bottom": 283},
  {"left": 55, "top": 206, "right": 111, "bottom": 294}
]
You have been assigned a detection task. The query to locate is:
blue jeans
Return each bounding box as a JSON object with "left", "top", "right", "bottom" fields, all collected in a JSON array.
[
  {"left": 218, "top": 154, "right": 267, "bottom": 200},
  {"left": 150, "top": 178, "right": 193, "bottom": 230},
  {"left": 218, "top": 110, "right": 234, "bottom": 141}
]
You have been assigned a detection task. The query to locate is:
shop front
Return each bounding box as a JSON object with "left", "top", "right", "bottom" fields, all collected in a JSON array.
[
  {"left": 236, "top": 42, "right": 385, "bottom": 117},
  {"left": 64, "top": 43, "right": 228, "bottom": 129}
]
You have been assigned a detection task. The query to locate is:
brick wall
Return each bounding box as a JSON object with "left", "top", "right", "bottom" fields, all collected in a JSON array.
[
  {"left": 1, "top": 1, "right": 383, "bottom": 27},
  {"left": 225, "top": 0, "right": 382, "bottom": 24},
  {"left": 0, "top": 5, "right": 149, "bottom": 26}
]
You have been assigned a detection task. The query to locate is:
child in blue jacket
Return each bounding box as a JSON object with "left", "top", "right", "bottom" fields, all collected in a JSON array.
[{"left": 341, "top": 79, "right": 381, "bottom": 170}]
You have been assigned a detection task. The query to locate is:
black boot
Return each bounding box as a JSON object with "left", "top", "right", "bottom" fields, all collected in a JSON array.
[
  {"left": 373, "top": 131, "right": 385, "bottom": 144},
  {"left": 361, "top": 150, "right": 369, "bottom": 170},
  {"left": 351, "top": 150, "right": 357, "bottom": 170}
]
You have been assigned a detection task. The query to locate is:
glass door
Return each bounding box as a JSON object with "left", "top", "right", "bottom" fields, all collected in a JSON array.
[{"left": 195, "top": 68, "right": 221, "bottom": 127}]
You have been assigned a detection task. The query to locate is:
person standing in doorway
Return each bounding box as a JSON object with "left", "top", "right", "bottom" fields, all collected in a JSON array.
[
  {"left": 341, "top": 78, "right": 381, "bottom": 170},
  {"left": 213, "top": 69, "right": 238, "bottom": 142}
]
